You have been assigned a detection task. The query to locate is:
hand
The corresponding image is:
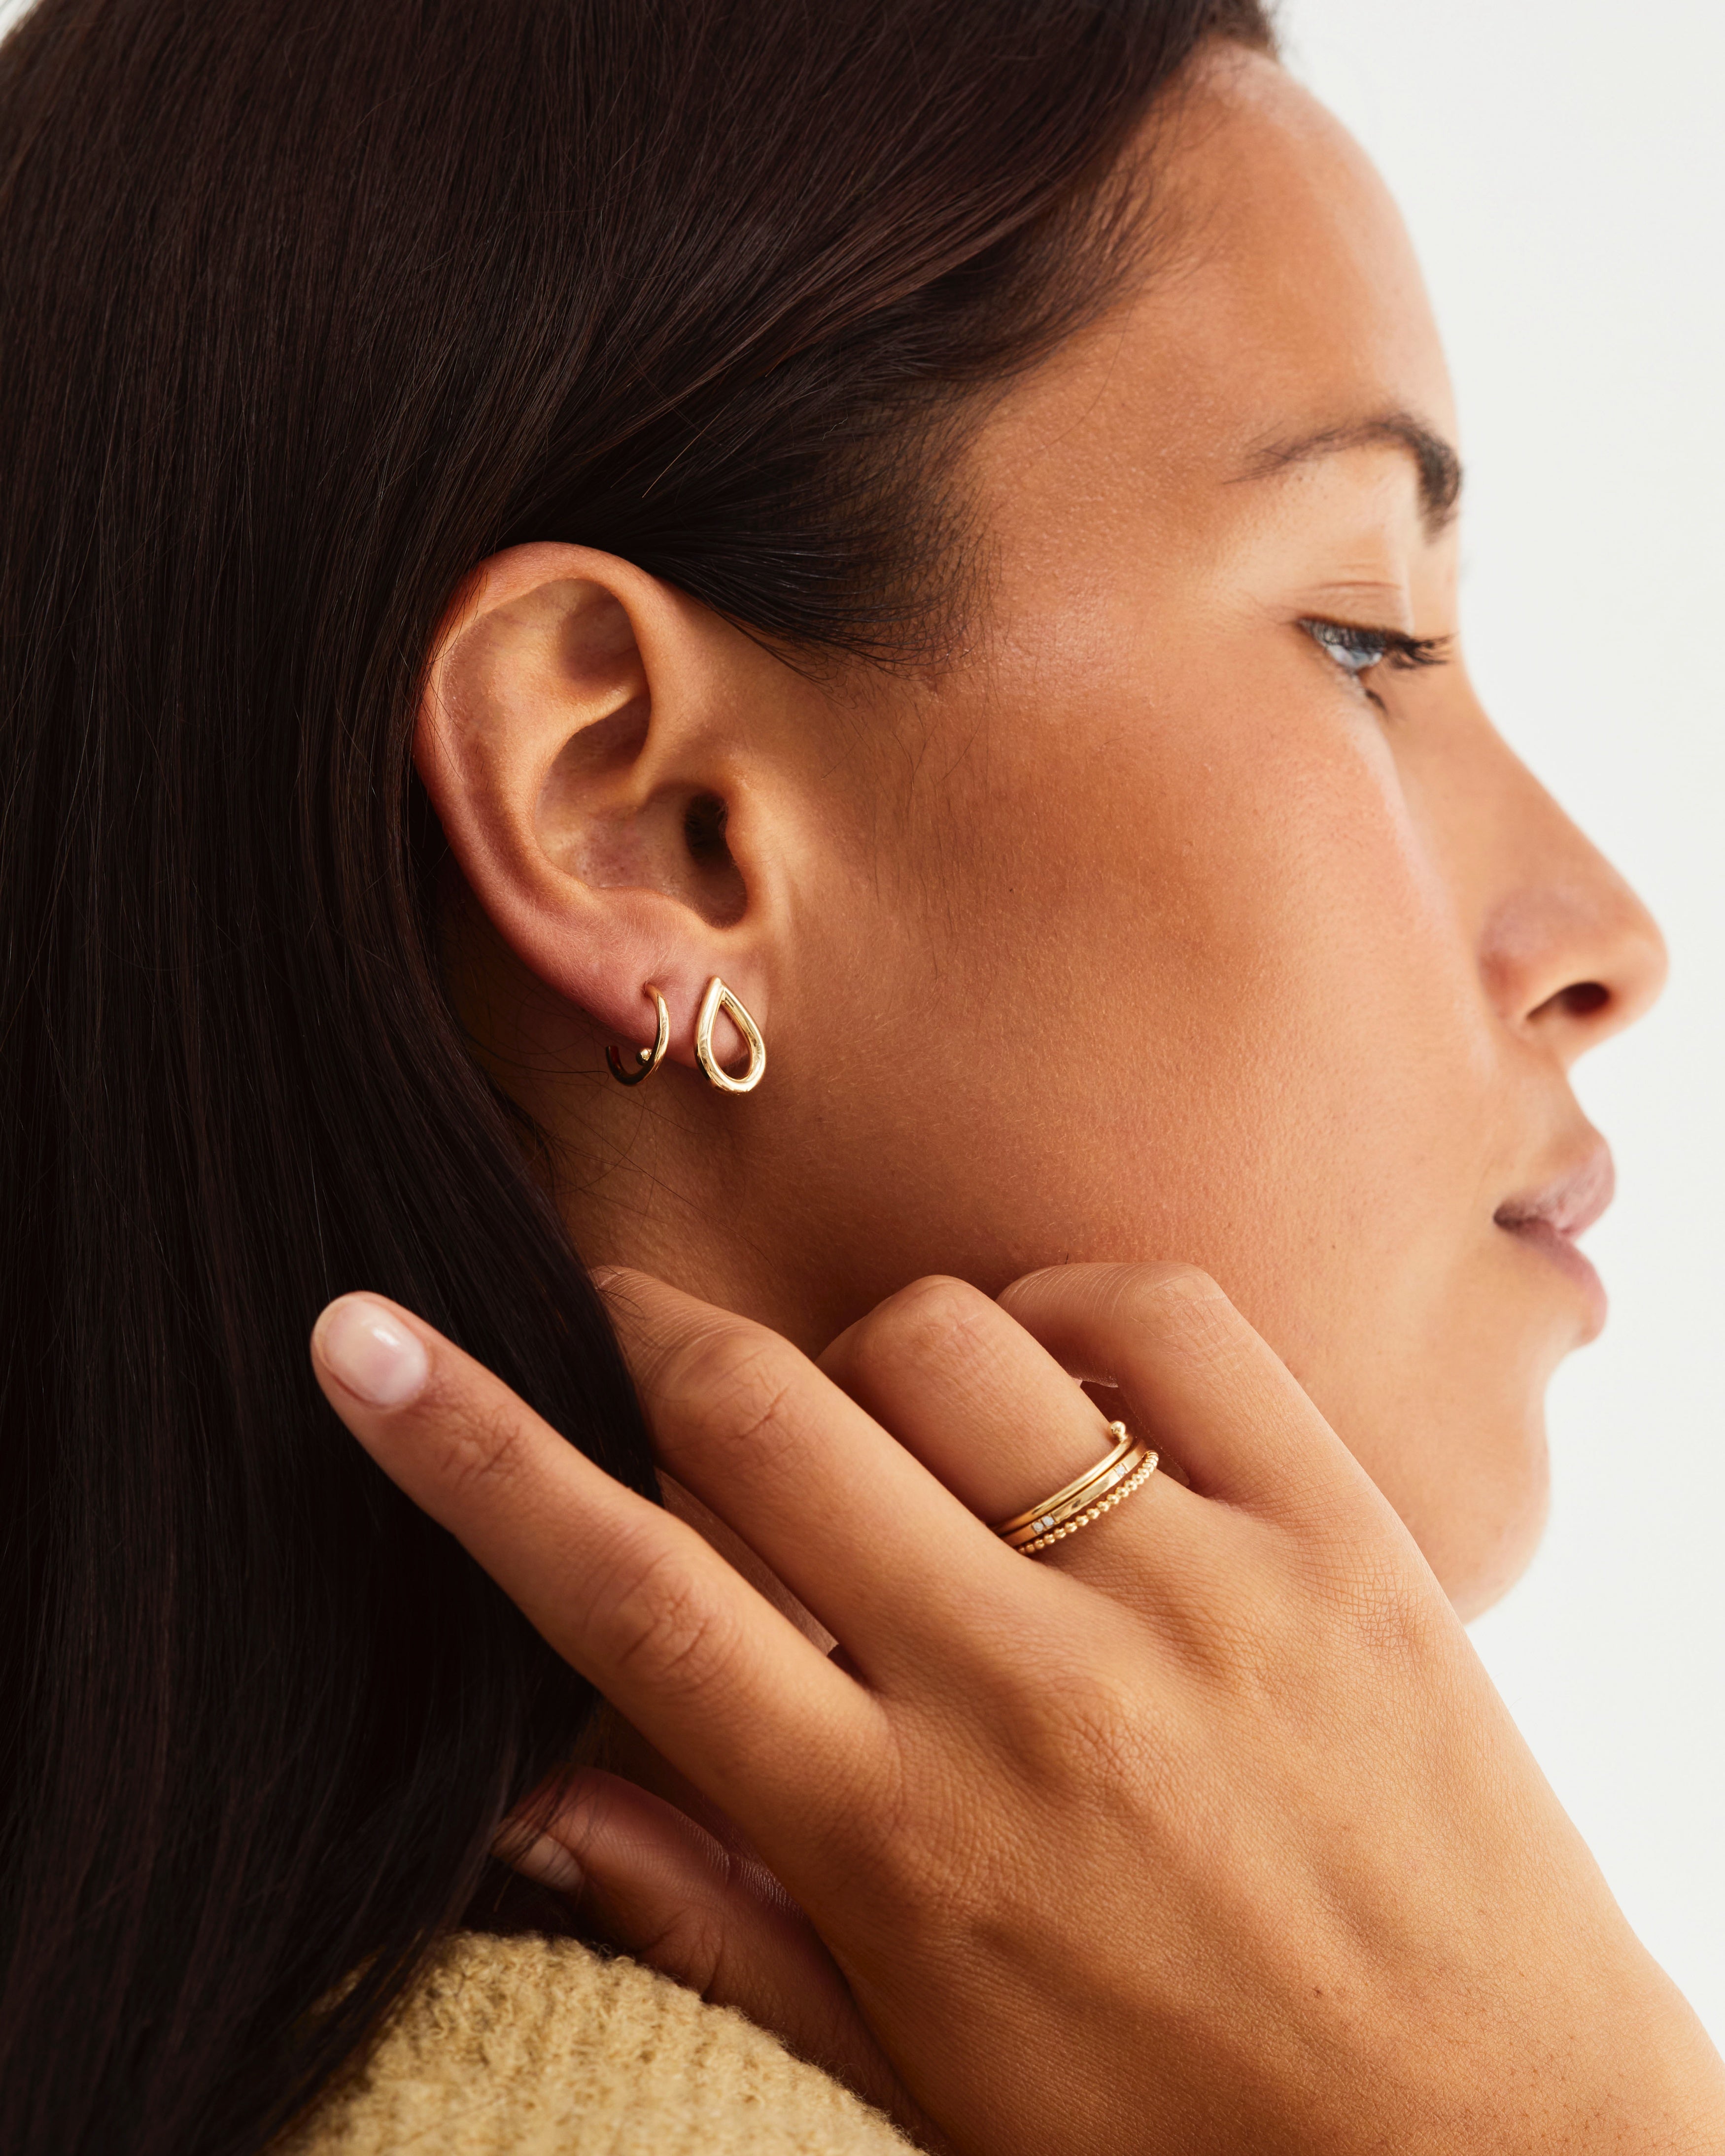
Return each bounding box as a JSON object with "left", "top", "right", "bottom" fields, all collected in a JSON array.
[
  {"left": 493, "top": 1760, "right": 937, "bottom": 2140},
  {"left": 310, "top": 1265, "right": 1725, "bottom": 2155}
]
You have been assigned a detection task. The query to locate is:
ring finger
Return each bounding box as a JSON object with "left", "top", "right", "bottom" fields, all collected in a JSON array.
[{"left": 818, "top": 1273, "right": 1200, "bottom": 1586}]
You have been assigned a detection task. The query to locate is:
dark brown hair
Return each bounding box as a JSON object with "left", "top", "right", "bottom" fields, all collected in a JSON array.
[{"left": 0, "top": 0, "right": 1273, "bottom": 2149}]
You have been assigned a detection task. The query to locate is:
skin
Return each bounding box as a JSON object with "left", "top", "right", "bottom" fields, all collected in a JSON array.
[
  {"left": 420, "top": 49, "right": 1663, "bottom": 1618},
  {"left": 310, "top": 1269, "right": 1725, "bottom": 2152},
  {"left": 343, "top": 40, "right": 1725, "bottom": 2156}
]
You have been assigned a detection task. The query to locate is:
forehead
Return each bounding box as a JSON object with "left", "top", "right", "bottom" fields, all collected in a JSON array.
[{"left": 970, "top": 50, "right": 1456, "bottom": 527}]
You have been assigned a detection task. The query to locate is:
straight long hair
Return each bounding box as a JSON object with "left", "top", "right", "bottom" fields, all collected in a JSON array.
[{"left": 0, "top": 1, "right": 1273, "bottom": 2148}]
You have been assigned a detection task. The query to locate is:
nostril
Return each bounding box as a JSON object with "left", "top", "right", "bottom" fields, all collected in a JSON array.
[{"left": 1541, "top": 980, "right": 1610, "bottom": 1020}]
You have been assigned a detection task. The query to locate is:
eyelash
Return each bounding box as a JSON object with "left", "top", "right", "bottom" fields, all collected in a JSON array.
[{"left": 1299, "top": 617, "right": 1453, "bottom": 706}]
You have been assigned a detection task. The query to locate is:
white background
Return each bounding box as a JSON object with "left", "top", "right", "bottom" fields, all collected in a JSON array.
[
  {"left": 1279, "top": 0, "right": 1725, "bottom": 2044},
  {"left": 3, "top": 0, "right": 1719, "bottom": 2052}
]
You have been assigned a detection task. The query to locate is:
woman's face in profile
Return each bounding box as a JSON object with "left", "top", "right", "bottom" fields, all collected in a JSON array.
[
  {"left": 443, "top": 49, "right": 1664, "bottom": 1621},
  {"left": 755, "top": 49, "right": 1663, "bottom": 1612}
]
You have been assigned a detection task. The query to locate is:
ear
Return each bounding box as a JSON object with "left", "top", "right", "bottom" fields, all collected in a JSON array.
[{"left": 414, "top": 543, "right": 786, "bottom": 1078}]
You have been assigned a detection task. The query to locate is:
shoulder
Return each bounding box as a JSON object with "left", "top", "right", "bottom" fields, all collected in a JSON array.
[{"left": 288, "top": 1930, "right": 913, "bottom": 2156}]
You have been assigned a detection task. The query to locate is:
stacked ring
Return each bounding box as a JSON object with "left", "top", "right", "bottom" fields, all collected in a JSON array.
[{"left": 991, "top": 1421, "right": 1160, "bottom": 1556}]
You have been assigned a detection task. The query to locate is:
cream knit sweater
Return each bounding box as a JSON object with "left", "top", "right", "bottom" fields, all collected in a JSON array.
[{"left": 289, "top": 1931, "right": 913, "bottom": 2155}]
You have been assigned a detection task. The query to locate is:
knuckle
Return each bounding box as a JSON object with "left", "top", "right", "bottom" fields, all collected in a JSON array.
[
  {"left": 814, "top": 1708, "right": 915, "bottom": 1872},
  {"left": 1014, "top": 1258, "right": 1223, "bottom": 1310},
  {"left": 1054, "top": 1663, "right": 1155, "bottom": 1791},
  {"left": 979, "top": 1641, "right": 1153, "bottom": 1798},
  {"left": 1108, "top": 1262, "right": 1243, "bottom": 1366},
  {"left": 1309, "top": 1543, "right": 1448, "bottom": 1671},
  {"left": 1186, "top": 1540, "right": 1446, "bottom": 1716},
  {"left": 855, "top": 1757, "right": 975, "bottom": 1919},
  {"left": 853, "top": 1273, "right": 1000, "bottom": 1378},
  {"left": 1132, "top": 1259, "right": 1225, "bottom": 1303},
  {"left": 657, "top": 1320, "right": 805, "bottom": 1464},
  {"left": 590, "top": 1263, "right": 655, "bottom": 1303},
  {"left": 1122, "top": 1260, "right": 1229, "bottom": 1321},
  {"left": 424, "top": 1392, "right": 535, "bottom": 1504},
  {"left": 645, "top": 1902, "right": 729, "bottom": 2000},
  {"left": 591, "top": 1528, "right": 742, "bottom": 1703}
]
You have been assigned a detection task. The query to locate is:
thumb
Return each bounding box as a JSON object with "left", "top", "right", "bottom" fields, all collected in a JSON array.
[{"left": 499, "top": 1769, "right": 929, "bottom": 2138}]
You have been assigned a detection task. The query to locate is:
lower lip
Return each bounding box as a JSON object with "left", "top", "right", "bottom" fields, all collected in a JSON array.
[{"left": 1498, "top": 1218, "right": 1608, "bottom": 1337}]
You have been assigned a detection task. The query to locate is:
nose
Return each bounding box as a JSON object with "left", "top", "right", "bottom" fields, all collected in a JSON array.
[{"left": 1476, "top": 755, "right": 1668, "bottom": 1070}]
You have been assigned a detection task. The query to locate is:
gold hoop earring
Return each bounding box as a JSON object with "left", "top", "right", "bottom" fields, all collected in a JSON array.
[
  {"left": 694, "top": 977, "right": 765, "bottom": 1094},
  {"left": 606, "top": 984, "right": 670, "bottom": 1086}
]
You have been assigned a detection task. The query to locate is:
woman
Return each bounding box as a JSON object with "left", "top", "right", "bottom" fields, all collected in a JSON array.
[{"left": 1, "top": 0, "right": 1719, "bottom": 2149}]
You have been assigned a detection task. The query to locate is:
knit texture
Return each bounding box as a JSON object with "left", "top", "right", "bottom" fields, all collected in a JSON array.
[{"left": 287, "top": 1931, "right": 914, "bottom": 2155}]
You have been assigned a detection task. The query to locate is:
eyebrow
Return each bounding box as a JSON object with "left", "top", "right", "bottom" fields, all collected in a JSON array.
[{"left": 1238, "top": 411, "right": 1464, "bottom": 534}]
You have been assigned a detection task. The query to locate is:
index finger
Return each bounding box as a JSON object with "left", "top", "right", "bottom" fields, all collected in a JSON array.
[
  {"left": 309, "top": 1292, "right": 868, "bottom": 1833},
  {"left": 593, "top": 1267, "right": 1032, "bottom": 1668}
]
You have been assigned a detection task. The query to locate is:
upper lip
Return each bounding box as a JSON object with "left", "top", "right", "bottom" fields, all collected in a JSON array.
[{"left": 1494, "top": 1141, "right": 1616, "bottom": 1241}]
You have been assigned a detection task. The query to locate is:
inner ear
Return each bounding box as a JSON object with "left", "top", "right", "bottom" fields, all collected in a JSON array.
[
  {"left": 537, "top": 729, "right": 747, "bottom": 929},
  {"left": 679, "top": 790, "right": 744, "bottom": 916},
  {"left": 677, "top": 789, "right": 746, "bottom": 926}
]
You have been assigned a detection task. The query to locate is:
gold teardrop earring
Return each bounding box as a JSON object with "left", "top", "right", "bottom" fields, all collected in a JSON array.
[
  {"left": 605, "top": 984, "right": 670, "bottom": 1086},
  {"left": 694, "top": 977, "right": 765, "bottom": 1094}
]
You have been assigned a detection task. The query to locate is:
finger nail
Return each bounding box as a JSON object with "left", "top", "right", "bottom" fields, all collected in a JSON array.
[
  {"left": 496, "top": 1829, "right": 585, "bottom": 1896},
  {"left": 314, "top": 1296, "right": 430, "bottom": 1409}
]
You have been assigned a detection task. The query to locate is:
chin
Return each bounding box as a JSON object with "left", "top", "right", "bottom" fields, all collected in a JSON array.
[{"left": 1438, "top": 1411, "right": 1552, "bottom": 1625}]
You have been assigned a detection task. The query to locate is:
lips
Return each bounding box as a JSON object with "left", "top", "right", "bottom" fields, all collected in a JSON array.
[
  {"left": 1493, "top": 1141, "right": 1615, "bottom": 1336},
  {"left": 1494, "top": 1143, "right": 1616, "bottom": 1242}
]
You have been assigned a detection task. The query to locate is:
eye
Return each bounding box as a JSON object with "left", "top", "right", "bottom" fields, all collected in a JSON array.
[
  {"left": 1301, "top": 617, "right": 1452, "bottom": 681},
  {"left": 1304, "top": 619, "right": 1396, "bottom": 675}
]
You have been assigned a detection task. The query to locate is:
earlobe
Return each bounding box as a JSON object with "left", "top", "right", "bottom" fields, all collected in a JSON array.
[{"left": 413, "top": 542, "right": 773, "bottom": 1075}]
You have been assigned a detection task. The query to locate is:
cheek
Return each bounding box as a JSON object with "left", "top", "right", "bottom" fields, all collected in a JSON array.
[
  {"left": 921, "top": 656, "right": 1491, "bottom": 1255},
  {"left": 842, "top": 658, "right": 1548, "bottom": 1601}
]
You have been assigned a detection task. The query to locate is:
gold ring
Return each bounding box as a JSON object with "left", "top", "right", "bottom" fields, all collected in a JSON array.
[
  {"left": 991, "top": 1421, "right": 1160, "bottom": 1556},
  {"left": 1007, "top": 1449, "right": 1158, "bottom": 1555},
  {"left": 991, "top": 1423, "right": 1135, "bottom": 1538}
]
